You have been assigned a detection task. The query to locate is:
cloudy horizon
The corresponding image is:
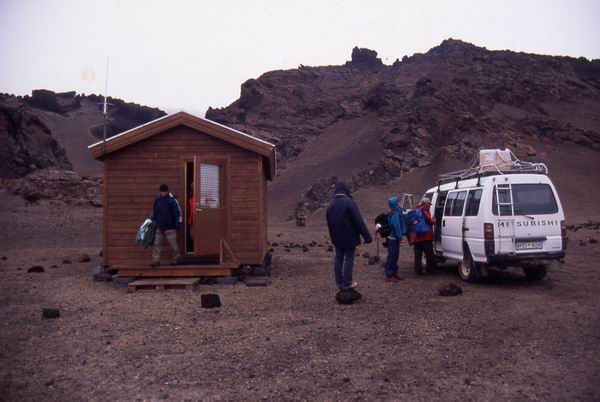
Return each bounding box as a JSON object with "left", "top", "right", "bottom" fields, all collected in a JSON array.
[{"left": 1, "top": 0, "right": 599, "bottom": 116}]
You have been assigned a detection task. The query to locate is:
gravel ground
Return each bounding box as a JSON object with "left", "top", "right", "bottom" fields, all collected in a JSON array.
[{"left": 1, "top": 193, "right": 599, "bottom": 401}]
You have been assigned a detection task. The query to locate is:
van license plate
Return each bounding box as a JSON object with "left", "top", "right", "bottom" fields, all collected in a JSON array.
[{"left": 515, "top": 241, "right": 543, "bottom": 250}]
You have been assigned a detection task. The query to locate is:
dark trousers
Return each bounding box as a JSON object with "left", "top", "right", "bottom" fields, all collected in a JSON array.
[
  {"left": 414, "top": 240, "right": 435, "bottom": 274},
  {"left": 334, "top": 247, "right": 355, "bottom": 289},
  {"left": 384, "top": 238, "right": 400, "bottom": 277}
]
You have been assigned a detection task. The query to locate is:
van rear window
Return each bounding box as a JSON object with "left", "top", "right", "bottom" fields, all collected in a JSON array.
[{"left": 492, "top": 184, "right": 558, "bottom": 216}]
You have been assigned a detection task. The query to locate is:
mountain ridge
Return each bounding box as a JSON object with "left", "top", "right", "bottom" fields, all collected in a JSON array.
[{"left": 205, "top": 39, "right": 600, "bottom": 220}]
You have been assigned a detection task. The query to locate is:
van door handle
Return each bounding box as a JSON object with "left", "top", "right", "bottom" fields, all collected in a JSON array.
[{"left": 462, "top": 227, "right": 469, "bottom": 232}]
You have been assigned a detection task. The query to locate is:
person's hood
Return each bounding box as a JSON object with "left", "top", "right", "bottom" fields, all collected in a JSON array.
[
  {"left": 388, "top": 195, "right": 401, "bottom": 211},
  {"left": 334, "top": 182, "right": 352, "bottom": 197}
]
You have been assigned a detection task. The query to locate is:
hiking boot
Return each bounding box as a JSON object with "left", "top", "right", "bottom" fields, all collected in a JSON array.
[
  {"left": 340, "top": 281, "right": 358, "bottom": 290},
  {"left": 392, "top": 274, "right": 404, "bottom": 281},
  {"left": 385, "top": 275, "right": 399, "bottom": 283},
  {"left": 150, "top": 261, "right": 160, "bottom": 267}
]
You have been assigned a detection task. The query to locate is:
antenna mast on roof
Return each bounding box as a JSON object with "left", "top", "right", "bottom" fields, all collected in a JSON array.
[{"left": 101, "top": 56, "right": 109, "bottom": 156}]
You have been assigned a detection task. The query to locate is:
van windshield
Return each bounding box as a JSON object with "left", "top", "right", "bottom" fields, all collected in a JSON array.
[{"left": 492, "top": 184, "right": 558, "bottom": 216}]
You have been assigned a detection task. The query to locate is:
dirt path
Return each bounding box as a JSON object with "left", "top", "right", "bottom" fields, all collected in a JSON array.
[
  {"left": 36, "top": 101, "right": 105, "bottom": 177},
  {"left": 0, "top": 194, "right": 599, "bottom": 401}
]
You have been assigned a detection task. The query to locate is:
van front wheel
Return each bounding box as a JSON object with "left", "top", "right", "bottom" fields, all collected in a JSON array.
[{"left": 459, "top": 248, "right": 480, "bottom": 283}]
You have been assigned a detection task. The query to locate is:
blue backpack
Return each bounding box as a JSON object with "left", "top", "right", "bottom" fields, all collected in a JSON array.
[{"left": 407, "top": 209, "right": 430, "bottom": 235}]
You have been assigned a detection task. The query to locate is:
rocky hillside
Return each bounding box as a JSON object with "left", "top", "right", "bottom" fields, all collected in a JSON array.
[
  {"left": 206, "top": 39, "right": 600, "bottom": 220},
  {"left": 0, "top": 94, "right": 72, "bottom": 178},
  {"left": 0, "top": 90, "right": 165, "bottom": 178}
]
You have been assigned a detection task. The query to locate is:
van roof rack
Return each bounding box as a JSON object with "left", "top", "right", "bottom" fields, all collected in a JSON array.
[{"left": 438, "top": 149, "right": 548, "bottom": 186}]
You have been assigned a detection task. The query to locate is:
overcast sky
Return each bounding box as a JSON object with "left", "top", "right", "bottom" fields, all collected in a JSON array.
[{"left": 1, "top": 0, "right": 599, "bottom": 116}]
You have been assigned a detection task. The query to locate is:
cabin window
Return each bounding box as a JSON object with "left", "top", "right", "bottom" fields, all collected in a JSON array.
[
  {"left": 464, "top": 189, "right": 483, "bottom": 216},
  {"left": 199, "top": 163, "right": 221, "bottom": 209}
]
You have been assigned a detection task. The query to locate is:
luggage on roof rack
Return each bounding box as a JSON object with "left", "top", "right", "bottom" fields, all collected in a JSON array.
[{"left": 438, "top": 148, "right": 548, "bottom": 184}]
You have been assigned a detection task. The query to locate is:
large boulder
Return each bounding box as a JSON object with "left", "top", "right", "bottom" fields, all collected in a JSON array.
[
  {"left": 25, "top": 89, "right": 81, "bottom": 114},
  {"left": 0, "top": 97, "right": 72, "bottom": 178},
  {"left": 8, "top": 168, "right": 101, "bottom": 206}
]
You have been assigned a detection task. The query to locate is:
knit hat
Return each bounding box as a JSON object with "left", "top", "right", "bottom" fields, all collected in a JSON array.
[
  {"left": 421, "top": 197, "right": 431, "bottom": 205},
  {"left": 159, "top": 184, "right": 169, "bottom": 192}
]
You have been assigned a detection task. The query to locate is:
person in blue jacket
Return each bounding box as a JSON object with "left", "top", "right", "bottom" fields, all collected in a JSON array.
[
  {"left": 326, "top": 182, "right": 372, "bottom": 290},
  {"left": 150, "top": 184, "right": 182, "bottom": 267},
  {"left": 384, "top": 195, "right": 407, "bottom": 282}
]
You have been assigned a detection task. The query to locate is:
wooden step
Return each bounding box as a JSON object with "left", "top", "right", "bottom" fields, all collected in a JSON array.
[
  {"left": 127, "top": 277, "right": 201, "bottom": 292},
  {"left": 118, "top": 267, "right": 234, "bottom": 277},
  {"left": 115, "top": 262, "right": 237, "bottom": 278}
]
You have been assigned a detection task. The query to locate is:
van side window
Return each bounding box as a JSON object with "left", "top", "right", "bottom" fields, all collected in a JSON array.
[
  {"left": 451, "top": 191, "right": 467, "bottom": 216},
  {"left": 444, "top": 192, "right": 457, "bottom": 216},
  {"left": 465, "top": 189, "right": 483, "bottom": 216}
]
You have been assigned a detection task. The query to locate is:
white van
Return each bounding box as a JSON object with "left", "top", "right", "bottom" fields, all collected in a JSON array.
[{"left": 421, "top": 149, "right": 567, "bottom": 282}]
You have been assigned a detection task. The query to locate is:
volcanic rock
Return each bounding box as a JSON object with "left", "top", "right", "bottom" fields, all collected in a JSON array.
[
  {"left": 27, "top": 266, "right": 45, "bottom": 273},
  {"left": 368, "top": 256, "right": 380, "bottom": 265},
  {"left": 78, "top": 254, "right": 91, "bottom": 263},
  {"left": 335, "top": 288, "right": 362, "bottom": 305},
  {"left": 207, "top": 39, "right": 600, "bottom": 218},
  {"left": 42, "top": 308, "right": 60, "bottom": 319},
  {"left": 0, "top": 96, "right": 72, "bottom": 178},
  {"left": 7, "top": 168, "right": 101, "bottom": 205},
  {"left": 201, "top": 294, "right": 222, "bottom": 308},
  {"left": 438, "top": 283, "right": 463, "bottom": 296},
  {"left": 93, "top": 266, "right": 114, "bottom": 282},
  {"left": 26, "top": 89, "right": 80, "bottom": 114}
]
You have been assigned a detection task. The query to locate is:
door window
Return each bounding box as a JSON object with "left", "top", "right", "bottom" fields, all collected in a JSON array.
[
  {"left": 444, "top": 192, "right": 457, "bottom": 216},
  {"left": 199, "top": 163, "right": 220, "bottom": 208},
  {"left": 465, "top": 189, "right": 483, "bottom": 216},
  {"left": 451, "top": 191, "right": 467, "bottom": 216}
]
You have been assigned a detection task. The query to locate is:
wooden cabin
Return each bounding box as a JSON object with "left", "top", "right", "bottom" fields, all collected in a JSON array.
[{"left": 89, "top": 111, "right": 275, "bottom": 277}]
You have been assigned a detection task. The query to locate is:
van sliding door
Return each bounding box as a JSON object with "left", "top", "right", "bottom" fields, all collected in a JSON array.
[
  {"left": 433, "top": 191, "right": 447, "bottom": 252},
  {"left": 441, "top": 190, "right": 467, "bottom": 260}
]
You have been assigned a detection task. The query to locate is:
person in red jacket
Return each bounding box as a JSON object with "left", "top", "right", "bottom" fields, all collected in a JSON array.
[{"left": 411, "top": 197, "right": 436, "bottom": 275}]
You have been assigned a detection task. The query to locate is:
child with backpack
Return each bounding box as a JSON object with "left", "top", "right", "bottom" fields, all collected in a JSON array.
[{"left": 410, "top": 197, "right": 436, "bottom": 275}]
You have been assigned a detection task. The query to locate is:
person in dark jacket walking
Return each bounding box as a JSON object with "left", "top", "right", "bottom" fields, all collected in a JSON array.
[
  {"left": 411, "top": 197, "right": 436, "bottom": 275},
  {"left": 151, "top": 184, "right": 182, "bottom": 267},
  {"left": 326, "top": 182, "right": 372, "bottom": 290},
  {"left": 384, "top": 195, "right": 407, "bottom": 282}
]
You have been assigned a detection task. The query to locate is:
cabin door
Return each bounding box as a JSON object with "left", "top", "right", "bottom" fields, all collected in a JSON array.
[{"left": 193, "top": 158, "right": 227, "bottom": 258}]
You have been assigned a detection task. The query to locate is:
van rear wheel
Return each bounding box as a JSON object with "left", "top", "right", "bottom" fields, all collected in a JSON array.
[
  {"left": 523, "top": 265, "right": 547, "bottom": 281},
  {"left": 459, "top": 248, "right": 480, "bottom": 283}
]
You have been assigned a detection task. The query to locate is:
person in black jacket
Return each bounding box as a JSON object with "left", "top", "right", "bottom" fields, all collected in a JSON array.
[
  {"left": 326, "top": 182, "right": 372, "bottom": 290},
  {"left": 151, "top": 184, "right": 182, "bottom": 267}
]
